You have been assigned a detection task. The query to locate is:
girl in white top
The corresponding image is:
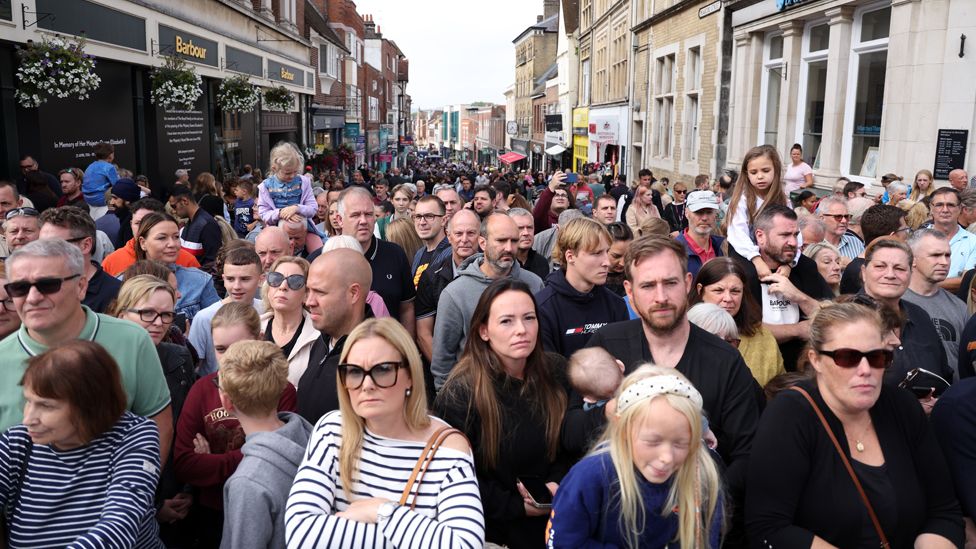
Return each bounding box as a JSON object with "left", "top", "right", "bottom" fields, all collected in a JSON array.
[
  {"left": 783, "top": 143, "right": 814, "bottom": 194},
  {"left": 284, "top": 318, "right": 484, "bottom": 549},
  {"left": 722, "top": 145, "right": 794, "bottom": 279}
]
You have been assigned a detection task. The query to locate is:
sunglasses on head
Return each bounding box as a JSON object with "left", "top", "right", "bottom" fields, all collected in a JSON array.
[
  {"left": 5, "top": 207, "right": 39, "bottom": 221},
  {"left": 817, "top": 348, "right": 893, "bottom": 369},
  {"left": 267, "top": 271, "right": 306, "bottom": 291},
  {"left": 4, "top": 274, "right": 81, "bottom": 298}
]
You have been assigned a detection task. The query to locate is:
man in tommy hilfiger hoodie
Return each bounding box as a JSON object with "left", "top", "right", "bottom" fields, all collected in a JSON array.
[{"left": 536, "top": 217, "right": 629, "bottom": 357}]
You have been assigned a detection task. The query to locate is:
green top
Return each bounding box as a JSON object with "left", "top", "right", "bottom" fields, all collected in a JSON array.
[{"left": 0, "top": 306, "right": 172, "bottom": 431}]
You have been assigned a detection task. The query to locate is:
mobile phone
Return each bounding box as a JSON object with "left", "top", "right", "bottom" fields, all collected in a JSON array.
[
  {"left": 517, "top": 476, "right": 553, "bottom": 508},
  {"left": 907, "top": 386, "right": 935, "bottom": 399},
  {"left": 565, "top": 172, "right": 578, "bottom": 184}
]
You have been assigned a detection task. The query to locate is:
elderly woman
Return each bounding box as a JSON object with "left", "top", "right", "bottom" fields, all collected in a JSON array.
[
  {"left": 548, "top": 366, "right": 724, "bottom": 548},
  {"left": 804, "top": 241, "right": 842, "bottom": 295},
  {"left": 688, "top": 302, "right": 741, "bottom": 348},
  {"left": 746, "top": 301, "right": 963, "bottom": 547},
  {"left": 261, "top": 256, "right": 318, "bottom": 385},
  {"left": 285, "top": 318, "right": 484, "bottom": 548},
  {"left": 134, "top": 212, "right": 218, "bottom": 322},
  {"left": 435, "top": 279, "right": 568, "bottom": 549},
  {"left": 690, "top": 258, "right": 784, "bottom": 385},
  {"left": 536, "top": 217, "right": 628, "bottom": 356},
  {"left": 887, "top": 181, "right": 909, "bottom": 206},
  {"left": 0, "top": 340, "right": 163, "bottom": 547}
]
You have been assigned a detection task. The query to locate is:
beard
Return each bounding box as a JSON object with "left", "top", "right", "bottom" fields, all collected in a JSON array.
[{"left": 637, "top": 298, "right": 689, "bottom": 336}]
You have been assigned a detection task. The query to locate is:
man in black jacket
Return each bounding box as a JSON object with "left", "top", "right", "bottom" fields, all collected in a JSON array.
[{"left": 296, "top": 248, "right": 371, "bottom": 424}]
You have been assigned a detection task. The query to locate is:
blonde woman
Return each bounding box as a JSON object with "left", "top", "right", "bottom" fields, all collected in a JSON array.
[
  {"left": 285, "top": 318, "right": 485, "bottom": 548},
  {"left": 260, "top": 256, "right": 318, "bottom": 385},
  {"left": 898, "top": 199, "right": 930, "bottom": 231},
  {"left": 385, "top": 218, "right": 423, "bottom": 260},
  {"left": 908, "top": 169, "right": 935, "bottom": 203},
  {"left": 547, "top": 365, "right": 724, "bottom": 548},
  {"left": 625, "top": 184, "right": 661, "bottom": 235}
]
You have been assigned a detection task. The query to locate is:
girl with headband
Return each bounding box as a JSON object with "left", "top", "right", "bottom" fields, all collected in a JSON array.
[{"left": 545, "top": 365, "right": 724, "bottom": 548}]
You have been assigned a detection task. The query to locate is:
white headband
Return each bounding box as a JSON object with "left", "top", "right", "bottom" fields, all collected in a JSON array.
[{"left": 616, "top": 375, "right": 703, "bottom": 416}]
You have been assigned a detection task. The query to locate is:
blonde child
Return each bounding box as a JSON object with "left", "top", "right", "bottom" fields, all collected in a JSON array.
[{"left": 257, "top": 142, "right": 323, "bottom": 250}]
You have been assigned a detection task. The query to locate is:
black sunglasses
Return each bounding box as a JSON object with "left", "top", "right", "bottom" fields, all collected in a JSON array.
[
  {"left": 5, "top": 274, "right": 81, "bottom": 298},
  {"left": 267, "top": 272, "right": 306, "bottom": 291},
  {"left": 5, "top": 207, "right": 39, "bottom": 221},
  {"left": 817, "top": 348, "right": 893, "bottom": 369},
  {"left": 337, "top": 361, "right": 402, "bottom": 390}
]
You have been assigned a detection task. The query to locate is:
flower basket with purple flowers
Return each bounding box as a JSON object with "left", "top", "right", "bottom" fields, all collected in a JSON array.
[{"left": 15, "top": 35, "right": 101, "bottom": 108}]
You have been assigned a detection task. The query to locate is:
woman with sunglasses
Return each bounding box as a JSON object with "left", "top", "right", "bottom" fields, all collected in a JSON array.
[
  {"left": 134, "top": 212, "right": 219, "bottom": 322},
  {"left": 260, "top": 256, "right": 319, "bottom": 385},
  {"left": 174, "top": 302, "right": 296, "bottom": 547},
  {"left": 285, "top": 318, "right": 485, "bottom": 548},
  {"left": 746, "top": 301, "right": 963, "bottom": 547}
]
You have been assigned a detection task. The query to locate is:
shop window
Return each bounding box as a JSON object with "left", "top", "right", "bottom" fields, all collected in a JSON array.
[
  {"left": 797, "top": 22, "right": 830, "bottom": 168},
  {"left": 759, "top": 34, "right": 784, "bottom": 146},
  {"left": 845, "top": 5, "right": 890, "bottom": 178}
]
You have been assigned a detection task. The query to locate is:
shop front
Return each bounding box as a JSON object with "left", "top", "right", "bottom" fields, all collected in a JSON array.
[
  {"left": 572, "top": 108, "right": 589, "bottom": 173},
  {"left": 587, "top": 106, "right": 628, "bottom": 177}
]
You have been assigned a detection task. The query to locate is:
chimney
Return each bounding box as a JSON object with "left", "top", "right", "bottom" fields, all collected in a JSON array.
[
  {"left": 543, "top": 0, "right": 559, "bottom": 20},
  {"left": 536, "top": 15, "right": 543, "bottom": 23}
]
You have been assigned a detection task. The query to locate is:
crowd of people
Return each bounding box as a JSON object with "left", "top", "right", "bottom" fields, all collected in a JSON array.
[{"left": 0, "top": 139, "right": 974, "bottom": 548}]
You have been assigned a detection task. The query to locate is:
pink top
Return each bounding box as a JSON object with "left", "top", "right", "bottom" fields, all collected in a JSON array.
[{"left": 783, "top": 162, "right": 813, "bottom": 194}]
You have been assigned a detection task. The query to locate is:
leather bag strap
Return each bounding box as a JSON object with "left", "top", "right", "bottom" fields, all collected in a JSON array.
[
  {"left": 399, "top": 426, "right": 467, "bottom": 509},
  {"left": 790, "top": 386, "right": 890, "bottom": 549}
]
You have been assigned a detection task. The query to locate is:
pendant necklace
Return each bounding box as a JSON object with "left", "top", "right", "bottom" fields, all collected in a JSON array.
[{"left": 854, "top": 419, "right": 873, "bottom": 453}]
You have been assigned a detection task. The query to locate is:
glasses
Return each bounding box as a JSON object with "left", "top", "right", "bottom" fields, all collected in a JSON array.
[
  {"left": 126, "top": 308, "right": 175, "bottom": 324},
  {"left": 65, "top": 235, "right": 88, "bottom": 244},
  {"left": 5, "top": 207, "right": 39, "bottom": 221},
  {"left": 822, "top": 214, "right": 852, "bottom": 221},
  {"left": 931, "top": 202, "right": 959, "bottom": 210},
  {"left": 0, "top": 298, "right": 14, "bottom": 312},
  {"left": 893, "top": 226, "right": 912, "bottom": 235},
  {"left": 674, "top": 190, "right": 686, "bottom": 195},
  {"left": 267, "top": 271, "right": 306, "bottom": 291},
  {"left": 553, "top": 192, "right": 569, "bottom": 198},
  {"left": 817, "top": 348, "right": 893, "bottom": 369},
  {"left": 337, "top": 361, "right": 403, "bottom": 390},
  {"left": 4, "top": 274, "right": 81, "bottom": 298},
  {"left": 413, "top": 212, "right": 443, "bottom": 222}
]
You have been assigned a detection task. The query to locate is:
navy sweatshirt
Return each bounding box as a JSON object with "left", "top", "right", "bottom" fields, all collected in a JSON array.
[{"left": 535, "top": 269, "right": 629, "bottom": 357}]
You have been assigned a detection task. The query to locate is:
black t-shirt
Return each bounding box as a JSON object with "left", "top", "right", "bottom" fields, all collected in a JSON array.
[
  {"left": 265, "top": 315, "right": 306, "bottom": 358},
  {"left": 83, "top": 262, "right": 122, "bottom": 313},
  {"left": 841, "top": 257, "right": 865, "bottom": 295},
  {"left": 364, "top": 237, "right": 416, "bottom": 317},
  {"left": 415, "top": 255, "right": 455, "bottom": 319}
]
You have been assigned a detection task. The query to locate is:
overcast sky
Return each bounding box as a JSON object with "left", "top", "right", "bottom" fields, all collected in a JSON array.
[{"left": 351, "top": 0, "right": 544, "bottom": 110}]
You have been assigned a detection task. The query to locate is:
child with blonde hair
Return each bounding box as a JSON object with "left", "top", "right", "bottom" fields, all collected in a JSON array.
[{"left": 257, "top": 142, "right": 323, "bottom": 249}]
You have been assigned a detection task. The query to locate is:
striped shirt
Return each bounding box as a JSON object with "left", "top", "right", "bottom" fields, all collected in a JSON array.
[
  {"left": 285, "top": 411, "right": 484, "bottom": 549},
  {"left": 0, "top": 412, "right": 164, "bottom": 549}
]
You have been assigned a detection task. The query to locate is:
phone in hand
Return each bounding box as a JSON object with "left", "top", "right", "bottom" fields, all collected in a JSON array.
[
  {"left": 517, "top": 476, "right": 553, "bottom": 509},
  {"left": 565, "top": 172, "right": 578, "bottom": 184}
]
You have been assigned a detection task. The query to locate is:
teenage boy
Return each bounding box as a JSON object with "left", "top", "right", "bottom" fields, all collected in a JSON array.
[{"left": 219, "top": 340, "right": 312, "bottom": 549}]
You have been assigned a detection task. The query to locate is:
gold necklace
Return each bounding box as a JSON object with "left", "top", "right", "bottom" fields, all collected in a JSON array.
[{"left": 853, "top": 419, "right": 873, "bottom": 452}]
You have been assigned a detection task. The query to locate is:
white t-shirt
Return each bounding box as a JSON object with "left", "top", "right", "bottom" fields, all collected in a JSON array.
[
  {"left": 783, "top": 162, "right": 813, "bottom": 194},
  {"left": 761, "top": 284, "right": 800, "bottom": 325}
]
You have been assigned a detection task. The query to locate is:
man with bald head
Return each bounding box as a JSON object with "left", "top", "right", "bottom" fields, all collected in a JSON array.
[
  {"left": 430, "top": 212, "right": 545, "bottom": 389},
  {"left": 296, "top": 248, "right": 373, "bottom": 423},
  {"left": 949, "top": 169, "right": 970, "bottom": 192},
  {"left": 283, "top": 218, "right": 322, "bottom": 259},
  {"left": 255, "top": 226, "right": 290, "bottom": 273}
]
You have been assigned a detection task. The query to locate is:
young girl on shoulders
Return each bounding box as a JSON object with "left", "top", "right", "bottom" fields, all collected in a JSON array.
[{"left": 257, "top": 142, "right": 324, "bottom": 250}]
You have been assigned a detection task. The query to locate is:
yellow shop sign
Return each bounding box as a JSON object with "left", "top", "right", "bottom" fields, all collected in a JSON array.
[{"left": 175, "top": 36, "right": 207, "bottom": 60}]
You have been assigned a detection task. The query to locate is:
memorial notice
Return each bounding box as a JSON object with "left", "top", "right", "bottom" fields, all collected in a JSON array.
[{"left": 934, "top": 129, "right": 968, "bottom": 180}]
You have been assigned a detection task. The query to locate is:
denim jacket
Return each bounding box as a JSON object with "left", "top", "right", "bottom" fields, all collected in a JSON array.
[{"left": 173, "top": 265, "right": 219, "bottom": 321}]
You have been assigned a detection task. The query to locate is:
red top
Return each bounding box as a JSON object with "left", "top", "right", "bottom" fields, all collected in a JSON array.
[
  {"left": 101, "top": 238, "right": 201, "bottom": 277},
  {"left": 683, "top": 229, "right": 717, "bottom": 265}
]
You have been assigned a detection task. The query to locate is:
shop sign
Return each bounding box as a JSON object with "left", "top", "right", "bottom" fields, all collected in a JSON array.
[
  {"left": 158, "top": 25, "right": 218, "bottom": 67},
  {"left": 572, "top": 108, "right": 589, "bottom": 129},
  {"left": 699, "top": 0, "right": 721, "bottom": 18},
  {"left": 588, "top": 117, "right": 618, "bottom": 143},
  {"left": 511, "top": 140, "right": 528, "bottom": 154},
  {"left": 37, "top": 0, "right": 146, "bottom": 51},
  {"left": 777, "top": 0, "right": 812, "bottom": 11},
  {"left": 226, "top": 47, "right": 263, "bottom": 78},
  {"left": 343, "top": 123, "right": 360, "bottom": 140},
  {"left": 268, "top": 60, "right": 305, "bottom": 86},
  {"left": 545, "top": 114, "right": 562, "bottom": 132},
  {"left": 378, "top": 154, "right": 393, "bottom": 162},
  {"left": 933, "top": 129, "right": 969, "bottom": 180}
]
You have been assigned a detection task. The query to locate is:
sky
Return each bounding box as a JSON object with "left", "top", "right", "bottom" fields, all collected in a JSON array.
[{"left": 351, "top": 0, "right": 544, "bottom": 111}]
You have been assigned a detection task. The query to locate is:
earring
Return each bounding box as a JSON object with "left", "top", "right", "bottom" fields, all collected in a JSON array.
[{"left": 405, "top": 387, "right": 412, "bottom": 397}]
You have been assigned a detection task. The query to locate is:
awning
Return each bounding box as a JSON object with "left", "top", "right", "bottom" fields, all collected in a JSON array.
[
  {"left": 545, "top": 144, "right": 566, "bottom": 156},
  {"left": 499, "top": 151, "right": 527, "bottom": 164}
]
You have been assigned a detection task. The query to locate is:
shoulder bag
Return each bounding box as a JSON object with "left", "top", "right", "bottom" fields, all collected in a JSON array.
[{"left": 399, "top": 426, "right": 467, "bottom": 509}]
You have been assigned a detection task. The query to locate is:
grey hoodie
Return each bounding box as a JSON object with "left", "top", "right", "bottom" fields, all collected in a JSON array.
[
  {"left": 430, "top": 253, "right": 544, "bottom": 389},
  {"left": 220, "top": 412, "right": 312, "bottom": 549}
]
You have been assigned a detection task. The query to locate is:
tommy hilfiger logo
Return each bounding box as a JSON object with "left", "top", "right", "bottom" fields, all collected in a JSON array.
[{"left": 565, "top": 323, "right": 608, "bottom": 335}]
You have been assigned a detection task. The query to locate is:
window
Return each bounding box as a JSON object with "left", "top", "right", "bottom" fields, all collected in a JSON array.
[
  {"left": 369, "top": 97, "right": 379, "bottom": 122},
  {"left": 319, "top": 43, "right": 340, "bottom": 77},
  {"left": 759, "top": 34, "right": 784, "bottom": 146},
  {"left": 797, "top": 22, "right": 829, "bottom": 168},
  {"left": 845, "top": 6, "right": 890, "bottom": 177},
  {"left": 581, "top": 0, "right": 592, "bottom": 30},
  {"left": 610, "top": 18, "right": 628, "bottom": 100},
  {"left": 653, "top": 53, "right": 676, "bottom": 158},
  {"left": 580, "top": 58, "right": 591, "bottom": 105},
  {"left": 684, "top": 46, "right": 702, "bottom": 162},
  {"left": 593, "top": 30, "right": 609, "bottom": 103}
]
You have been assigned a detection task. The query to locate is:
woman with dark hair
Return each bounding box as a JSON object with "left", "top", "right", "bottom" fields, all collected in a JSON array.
[
  {"left": 784, "top": 143, "right": 814, "bottom": 194},
  {"left": 0, "top": 340, "right": 163, "bottom": 547},
  {"left": 690, "top": 257, "right": 784, "bottom": 385},
  {"left": 604, "top": 221, "right": 634, "bottom": 297},
  {"left": 434, "top": 278, "right": 569, "bottom": 549}
]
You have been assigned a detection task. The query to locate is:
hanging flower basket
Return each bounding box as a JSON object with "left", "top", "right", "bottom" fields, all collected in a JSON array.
[
  {"left": 337, "top": 143, "right": 355, "bottom": 167},
  {"left": 14, "top": 34, "right": 101, "bottom": 108},
  {"left": 263, "top": 85, "right": 293, "bottom": 112},
  {"left": 150, "top": 55, "right": 203, "bottom": 110},
  {"left": 217, "top": 74, "right": 260, "bottom": 113}
]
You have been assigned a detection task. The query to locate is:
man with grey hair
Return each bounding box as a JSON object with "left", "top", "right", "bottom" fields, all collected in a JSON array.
[
  {"left": 948, "top": 168, "right": 969, "bottom": 192},
  {"left": 533, "top": 209, "right": 586, "bottom": 271},
  {"left": 816, "top": 195, "right": 864, "bottom": 261},
  {"left": 433, "top": 184, "right": 463, "bottom": 221},
  {"left": 846, "top": 196, "right": 874, "bottom": 244},
  {"left": 958, "top": 189, "right": 976, "bottom": 233},
  {"left": 798, "top": 216, "right": 826, "bottom": 253},
  {"left": 283, "top": 218, "right": 320, "bottom": 259},
  {"left": 255, "top": 226, "right": 291, "bottom": 273},
  {"left": 0, "top": 239, "right": 173, "bottom": 460},
  {"left": 430, "top": 213, "right": 544, "bottom": 389},
  {"left": 904, "top": 228, "right": 967, "bottom": 379},
  {"left": 508, "top": 207, "right": 549, "bottom": 279}
]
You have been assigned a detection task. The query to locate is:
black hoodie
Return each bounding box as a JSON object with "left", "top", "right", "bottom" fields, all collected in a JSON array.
[{"left": 535, "top": 269, "right": 629, "bottom": 357}]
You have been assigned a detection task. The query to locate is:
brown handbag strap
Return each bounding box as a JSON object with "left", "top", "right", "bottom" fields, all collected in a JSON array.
[
  {"left": 790, "top": 387, "right": 890, "bottom": 548},
  {"left": 399, "top": 426, "right": 467, "bottom": 509}
]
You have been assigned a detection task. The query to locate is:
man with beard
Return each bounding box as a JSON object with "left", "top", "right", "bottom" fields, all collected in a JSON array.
[
  {"left": 742, "top": 204, "right": 833, "bottom": 370},
  {"left": 675, "top": 190, "right": 724, "bottom": 278},
  {"left": 470, "top": 185, "right": 496, "bottom": 219},
  {"left": 430, "top": 213, "right": 544, "bottom": 389},
  {"left": 580, "top": 236, "right": 759, "bottom": 523}
]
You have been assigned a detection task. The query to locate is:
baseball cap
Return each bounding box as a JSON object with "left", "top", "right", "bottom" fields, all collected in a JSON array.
[{"left": 686, "top": 190, "right": 719, "bottom": 213}]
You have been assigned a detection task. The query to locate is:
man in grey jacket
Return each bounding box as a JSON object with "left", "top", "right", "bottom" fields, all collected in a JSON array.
[{"left": 431, "top": 213, "right": 544, "bottom": 389}]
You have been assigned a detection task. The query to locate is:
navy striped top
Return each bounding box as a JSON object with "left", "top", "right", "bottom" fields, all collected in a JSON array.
[
  {"left": 285, "top": 411, "right": 485, "bottom": 549},
  {"left": 0, "top": 411, "right": 164, "bottom": 548}
]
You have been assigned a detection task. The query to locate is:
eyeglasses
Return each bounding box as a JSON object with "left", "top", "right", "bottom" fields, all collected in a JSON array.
[
  {"left": 5, "top": 207, "right": 39, "bottom": 221},
  {"left": 65, "top": 235, "right": 88, "bottom": 244},
  {"left": 0, "top": 298, "right": 14, "bottom": 313},
  {"left": 337, "top": 361, "right": 403, "bottom": 390},
  {"left": 822, "top": 214, "right": 852, "bottom": 221},
  {"left": 413, "top": 212, "right": 443, "bottom": 222},
  {"left": 931, "top": 202, "right": 959, "bottom": 210},
  {"left": 126, "top": 308, "right": 175, "bottom": 324},
  {"left": 817, "top": 348, "right": 893, "bottom": 369},
  {"left": 4, "top": 274, "right": 81, "bottom": 298},
  {"left": 674, "top": 190, "right": 687, "bottom": 195},
  {"left": 553, "top": 192, "right": 569, "bottom": 198},
  {"left": 267, "top": 271, "right": 306, "bottom": 291},
  {"left": 893, "top": 226, "right": 912, "bottom": 235}
]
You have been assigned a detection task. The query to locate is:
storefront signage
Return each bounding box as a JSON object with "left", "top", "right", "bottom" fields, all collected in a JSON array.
[
  {"left": 279, "top": 67, "right": 296, "bottom": 81},
  {"left": 268, "top": 60, "right": 305, "bottom": 86},
  {"left": 699, "top": 1, "right": 721, "bottom": 18},
  {"left": 777, "top": 0, "right": 811, "bottom": 11},
  {"left": 38, "top": 0, "right": 146, "bottom": 51},
  {"left": 511, "top": 139, "right": 528, "bottom": 154},
  {"left": 933, "top": 129, "right": 969, "bottom": 180},
  {"left": 226, "top": 47, "right": 263, "bottom": 78},
  {"left": 572, "top": 108, "right": 589, "bottom": 136},
  {"left": 588, "top": 117, "right": 618, "bottom": 143},
  {"left": 0, "top": 0, "right": 11, "bottom": 21},
  {"left": 545, "top": 114, "right": 562, "bottom": 132},
  {"left": 158, "top": 25, "right": 218, "bottom": 67}
]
